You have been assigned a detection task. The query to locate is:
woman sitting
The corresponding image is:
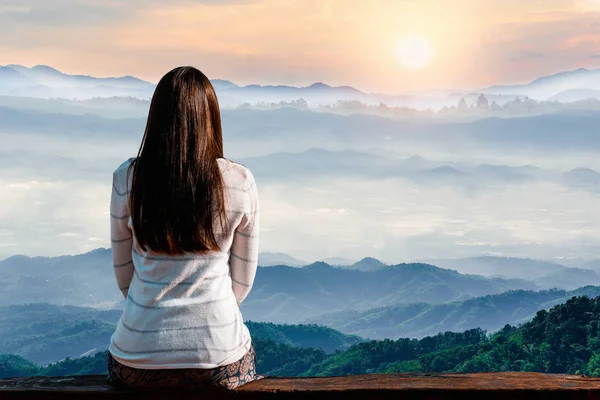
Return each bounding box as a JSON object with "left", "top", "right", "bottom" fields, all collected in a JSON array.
[{"left": 107, "top": 66, "right": 261, "bottom": 390}]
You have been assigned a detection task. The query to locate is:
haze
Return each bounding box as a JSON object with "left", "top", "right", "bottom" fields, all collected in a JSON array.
[{"left": 1, "top": 1, "right": 600, "bottom": 265}]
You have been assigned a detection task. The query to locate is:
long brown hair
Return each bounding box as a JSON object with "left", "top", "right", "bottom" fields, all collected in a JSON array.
[{"left": 128, "top": 66, "right": 226, "bottom": 254}]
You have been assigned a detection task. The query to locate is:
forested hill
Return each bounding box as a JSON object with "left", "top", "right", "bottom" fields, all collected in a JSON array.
[
  {"left": 0, "top": 304, "right": 363, "bottom": 365},
  {"left": 307, "top": 286, "right": 600, "bottom": 339},
  {"left": 244, "top": 321, "right": 363, "bottom": 353},
  {"left": 4, "top": 295, "right": 600, "bottom": 378},
  {"left": 4, "top": 286, "right": 600, "bottom": 365}
]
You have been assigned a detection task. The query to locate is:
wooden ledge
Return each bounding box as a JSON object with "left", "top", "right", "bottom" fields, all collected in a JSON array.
[{"left": 2, "top": 373, "right": 600, "bottom": 399}]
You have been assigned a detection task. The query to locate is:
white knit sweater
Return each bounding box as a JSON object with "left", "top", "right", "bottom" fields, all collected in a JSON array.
[{"left": 108, "top": 158, "right": 259, "bottom": 369}]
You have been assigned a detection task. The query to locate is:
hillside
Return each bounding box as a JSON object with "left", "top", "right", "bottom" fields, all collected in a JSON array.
[
  {"left": 241, "top": 262, "right": 535, "bottom": 323},
  {"left": 299, "top": 294, "right": 600, "bottom": 377},
  {"left": 5, "top": 294, "right": 600, "bottom": 378},
  {"left": 0, "top": 338, "right": 329, "bottom": 379},
  {"left": 6, "top": 286, "right": 597, "bottom": 364},
  {"left": 0, "top": 304, "right": 363, "bottom": 364},
  {"left": 0, "top": 249, "right": 123, "bottom": 308},
  {"left": 0, "top": 303, "right": 121, "bottom": 365},
  {"left": 306, "top": 286, "right": 600, "bottom": 339},
  {"left": 0, "top": 250, "right": 536, "bottom": 322},
  {"left": 245, "top": 322, "right": 363, "bottom": 353}
]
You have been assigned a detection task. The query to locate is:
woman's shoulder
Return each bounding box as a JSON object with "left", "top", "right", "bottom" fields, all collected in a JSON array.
[
  {"left": 114, "top": 158, "right": 135, "bottom": 174},
  {"left": 112, "top": 158, "right": 136, "bottom": 188},
  {"left": 218, "top": 158, "right": 256, "bottom": 189}
]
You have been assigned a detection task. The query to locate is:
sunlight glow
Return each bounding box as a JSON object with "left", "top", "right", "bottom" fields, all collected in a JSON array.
[{"left": 396, "top": 35, "right": 434, "bottom": 70}]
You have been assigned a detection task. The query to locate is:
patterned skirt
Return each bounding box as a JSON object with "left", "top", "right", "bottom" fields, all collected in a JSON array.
[{"left": 107, "top": 344, "right": 263, "bottom": 391}]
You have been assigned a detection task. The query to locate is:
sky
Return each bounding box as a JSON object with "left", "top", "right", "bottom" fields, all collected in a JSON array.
[{"left": 1, "top": 0, "right": 600, "bottom": 93}]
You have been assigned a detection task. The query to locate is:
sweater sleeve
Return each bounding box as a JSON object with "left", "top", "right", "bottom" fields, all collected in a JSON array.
[
  {"left": 110, "top": 169, "right": 134, "bottom": 299},
  {"left": 229, "top": 172, "right": 260, "bottom": 306}
]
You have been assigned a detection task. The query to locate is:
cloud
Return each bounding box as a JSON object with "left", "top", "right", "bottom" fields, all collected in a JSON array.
[
  {"left": 509, "top": 51, "right": 547, "bottom": 62},
  {"left": 1, "top": 4, "right": 122, "bottom": 26},
  {"left": 477, "top": 11, "right": 600, "bottom": 85},
  {"left": 0, "top": 0, "right": 254, "bottom": 28}
]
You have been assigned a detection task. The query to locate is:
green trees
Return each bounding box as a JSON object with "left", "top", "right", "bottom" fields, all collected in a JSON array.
[
  {"left": 0, "top": 354, "right": 40, "bottom": 378},
  {"left": 3, "top": 295, "right": 600, "bottom": 379},
  {"left": 246, "top": 321, "right": 363, "bottom": 353},
  {"left": 253, "top": 338, "right": 328, "bottom": 377},
  {"left": 43, "top": 352, "right": 110, "bottom": 376}
]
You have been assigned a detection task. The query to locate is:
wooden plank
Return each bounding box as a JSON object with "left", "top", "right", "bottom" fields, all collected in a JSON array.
[
  {"left": 238, "top": 372, "right": 600, "bottom": 391},
  {"left": 2, "top": 373, "right": 600, "bottom": 399}
]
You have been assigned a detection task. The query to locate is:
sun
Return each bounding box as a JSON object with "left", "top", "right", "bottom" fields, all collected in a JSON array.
[{"left": 396, "top": 35, "right": 434, "bottom": 70}]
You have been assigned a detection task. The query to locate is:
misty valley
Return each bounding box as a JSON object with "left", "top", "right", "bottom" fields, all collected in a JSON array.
[{"left": 2, "top": 64, "right": 600, "bottom": 379}]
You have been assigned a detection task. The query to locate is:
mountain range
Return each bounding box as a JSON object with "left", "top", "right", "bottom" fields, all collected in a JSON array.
[
  {"left": 4, "top": 101, "right": 600, "bottom": 190},
  {"left": 241, "top": 261, "right": 535, "bottom": 323},
  {"left": 306, "top": 286, "right": 600, "bottom": 340},
  {"left": 239, "top": 148, "right": 600, "bottom": 189},
  {"left": 425, "top": 256, "right": 578, "bottom": 279},
  {"left": 0, "top": 65, "right": 154, "bottom": 99},
  {"left": 0, "top": 303, "right": 362, "bottom": 365},
  {"left": 0, "top": 64, "right": 370, "bottom": 106},
  {"left": 4, "top": 249, "right": 600, "bottom": 321},
  {"left": 0, "top": 249, "right": 540, "bottom": 321},
  {"left": 3, "top": 64, "right": 600, "bottom": 107},
  {"left": 2, "top": 286, "right": 599, "bottom": 365},
  {"left": 258, "top": 252, "right": 307, "bottom": 267},
  {"left": 257, "top": 254, "right": 379, "bottom": 270},
  {"left": 485, "top": 68, "right": 600, "bottom": 100},
  {"left": 5, "top": 104, "right": 600, "bottom": 157}
]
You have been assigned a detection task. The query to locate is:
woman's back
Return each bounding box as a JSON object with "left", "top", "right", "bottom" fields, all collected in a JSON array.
[{"left": 109, "top": 157, "right": 259, "bottom": 369}]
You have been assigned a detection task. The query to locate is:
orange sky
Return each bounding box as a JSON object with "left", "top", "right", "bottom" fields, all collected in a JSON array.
[{"left": 0, "top": 0, "right": 599, "bottom": 93}]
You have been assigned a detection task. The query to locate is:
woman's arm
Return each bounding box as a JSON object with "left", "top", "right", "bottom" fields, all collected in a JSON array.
[
  {"left": 229, "top": 172, "right": 260, "bottom": 306},
  {"left": 110, "top": 170, "right": 134, "bottom": 299}
]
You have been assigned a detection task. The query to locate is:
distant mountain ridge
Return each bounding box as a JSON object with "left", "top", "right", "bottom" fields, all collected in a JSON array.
[
  {"left": 427, "top": 256, "right": 567, "bottom": 279},
  {"left": 0, "top": 249, "right": 538, "bottom": 322},
  {"left": 258, "top": 252, "right": 307, "bottom": 267},
  {"left": 0, "top": 64, "right": 369, "bottom": 105},
  {"left": 239, "top": 148, "right": 600, "bottom": 189},
  {"left": 344, "top": 257, "right": 387, "bottom": 271},
  {"left": 3, "top": 64, "right": 153, "bottom": 89},
  {"left": 242, "top": 261, "right": 536, "bottom": 323},
  {"left": 484, "top": 68, "right": 600, "bottom": 99},
  {"left": 3, "top": 64, "right": 600, "bottom": 106},
  {"left": 424, "top": 256, "right": 600, "bottom": 289},
  {"left": 3, "top": 249, "right": 599, "bottom": 325}
]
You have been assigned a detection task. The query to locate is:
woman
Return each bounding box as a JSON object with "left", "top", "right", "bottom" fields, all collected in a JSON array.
[{"left": 108, "top": 66, "right": 261, "bottom": 390}]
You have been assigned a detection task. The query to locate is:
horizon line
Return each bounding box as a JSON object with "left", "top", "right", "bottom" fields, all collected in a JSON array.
[{"left": 3, "top": 63, "right": 598, "bottom": 97}]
